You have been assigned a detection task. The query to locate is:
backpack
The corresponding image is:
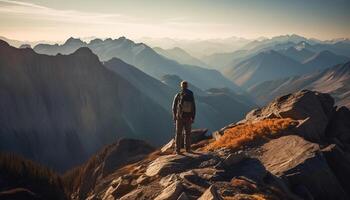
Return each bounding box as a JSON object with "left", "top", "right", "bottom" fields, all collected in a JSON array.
[{"left": 176, "top": 91, "right": 194, "bottom": 119}]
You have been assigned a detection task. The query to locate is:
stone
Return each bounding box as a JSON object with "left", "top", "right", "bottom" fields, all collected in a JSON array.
[
  {"left": 161, "top": 139, "right": 175, "bottom": 153},
  {"left": 146, "top": 153, "right": 212, "bottom": 177},
  {"left": 191, "top": 129, "right": 208, "bottom": 143},
  {"left": 326, "top": 106, "right": 350, "bottom": 144},
  {"left": 260, "top": 135, "right": 348, "bottom": 200},
  {"left": 155, "top": 181, "right": 183, "bottom": 200},
  {"left": 243, "top": 90, "right": 334, "bottom": 142},
  {"left": 322, "top": 144, "right": 350, "bottom": 196},
  {"left": 177, "top": 192, "right": 189, "bottom": 200},
  {"left": 119, "top": 188, "right": 144, "bottom": 200},
  {"left": 198, "top": 185, "right": 223, "bottom": 200},
  {"left": 136, "top": 174, "right": 149, "bottom": 185},
  {"left": 223, "top": 151, "right": 247, "bottom": 166},
  {"left": 160, "top": 174, "right": 181, "bottom": 187}
]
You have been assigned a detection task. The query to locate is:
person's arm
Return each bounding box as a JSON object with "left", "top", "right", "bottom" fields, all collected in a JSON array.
[{"left": 172, "top": 94, "right": 178, "bottom": 121}]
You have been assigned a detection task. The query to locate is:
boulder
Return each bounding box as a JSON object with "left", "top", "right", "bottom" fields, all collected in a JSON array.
[
  {"left": 145, "top": 153, "right": 212, "bottom": 177},
  {"left": 243, "top": 90, "right": 335, "bottom": 142},
  {"left": 154, "top": 181, "right": 183, "bottom": 200},
  {"left": 223, "top": 150, "right": 247, "bottom": 167},
  {"left": 160, "top": 174, "right": 181, "bottom": 187},
  {"left": 119, "top": 188, "right": 144, "bottom": 200},
  {"left": 260, "top": 135, "right": 347, "bottom": 200},
  {"left": 103, "top": 176, "right": 136, "bottom": 199},
  {"left": 326, "top": 106, "right": 350, "bottom": 143},
  {"left": 198, "top": 185, "right": 223, "bottom": 200},
  {"left": 161, "top": 139, "right": 175, "bottom": 153},
  {"left": 322, "top": 144, "right": 350, "bottom": 196}
]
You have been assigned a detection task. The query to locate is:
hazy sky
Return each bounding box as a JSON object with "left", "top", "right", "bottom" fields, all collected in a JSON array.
[{"left": 0, "top": 0, "right": 349, "bottom": 41}]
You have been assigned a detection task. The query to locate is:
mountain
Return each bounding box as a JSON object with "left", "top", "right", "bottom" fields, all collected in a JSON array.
[
  {"left": 0, "top": 40, "right": 173, "bottom": 171},
  {"left": 201, "top": 50, "right": 249, "bottom": 70},
  {"left": 138, "top": 36, "right": 251, "bottom": 58},
  {"left": 62, "top": 90, "right": 350, "bottom": 200},
  {"left": 278, "top": 46, "right": 315, "bottom": 62},
  {"left": 302, "top": 50, "right": 350, "bottom": 71},
  {"left": 249, "top": 62, "right": 350, "bottom": 107},
  {"left": 34, "top": 37, "right": 242, "bottom": 92},
  {"left": 0, "top": 152, "right": 68, "bottom": 200},
  {"left": 104, "top": 58, "right": 255, "bottom": 132},
  {"left": 153, "top": 46, "right": 208, "bottom": 67},
  {"left": 223, "top": 50, "right": 303, "bottom": 89}
]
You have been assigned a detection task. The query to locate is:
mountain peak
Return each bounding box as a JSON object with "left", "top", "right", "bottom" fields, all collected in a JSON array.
[
  {"left": 71, "top": 47, "right": 94, "bottom": 57},
  {"left": 64, "top": 37, "right": 85, "bottom": 46}
]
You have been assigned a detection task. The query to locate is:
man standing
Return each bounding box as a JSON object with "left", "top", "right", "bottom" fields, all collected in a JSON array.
[{"left": 172, "top": 81, "right": 196, "bottom": 154}]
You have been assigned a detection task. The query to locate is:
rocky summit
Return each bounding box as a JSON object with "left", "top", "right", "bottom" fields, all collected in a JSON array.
[{"left": 60, "top": 90, "right": 350, "bottom": 200}]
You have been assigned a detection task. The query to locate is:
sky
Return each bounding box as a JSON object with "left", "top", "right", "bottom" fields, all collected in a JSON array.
[{"left": 0, "top": 0, "right": 349, "bottom": 41}]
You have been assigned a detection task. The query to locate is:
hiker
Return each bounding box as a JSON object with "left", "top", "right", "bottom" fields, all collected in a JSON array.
[{"left": 172, "top": 80, "right": 196, "bottom": 154}]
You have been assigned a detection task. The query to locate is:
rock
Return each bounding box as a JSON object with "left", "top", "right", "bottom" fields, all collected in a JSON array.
[
  {"left": 161, "top": 139, "right": 175, "bottom": 153},
  {"left": 198, "top": 185, "right": 223, "bottom": 200},
  {"left": 160, "top": 174, "right": 181, "bottom": 187},
  {"left": 322, "top": 144, "right": 350, "bottom": 196},
  {"left": 146, "top": 153, "right": 212, "bottom": 177},
  {"left": 102, "top": 139, "right": 155, "bottom": 176},
  {"left": 154, "top": 181, "right": 183, "bottom": 200},
  {"left": 103, "top": 176, "right": 136, "bottom": 199},
  {"left": 119, "top": 188, "right": 144, "bottom": 200},
  {"left": 177, "top": 192, "right": 189, "bottom": 200},
  {"left": 136, "top": 174, "right": 149, "bottom": 185},
  {"left": 191, "top": 129, "right": 208, "bottom": 143},
  {"left": 223, "top": 151, "right": 247, "bottom": 166},
  {"left": 260, "top": 135, "right": 348, "bottom": 200},
  {"left": 326, "top": 106, "right": 350, "bottom": 143},
  {"left": 243, "top": 90, "right": 335, "bottom": 142},
  {"left": 226, "top": 158, "right": 267, "bottom": 183}
]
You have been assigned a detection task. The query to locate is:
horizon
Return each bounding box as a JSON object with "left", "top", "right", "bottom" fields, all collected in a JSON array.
[{"left": 1, "top": 0, "right": 349, "bottom": 42}]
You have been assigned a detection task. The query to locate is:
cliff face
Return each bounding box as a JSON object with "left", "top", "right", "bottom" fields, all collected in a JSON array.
[
  {"left": 66, "top": 90, "right": 350, "bottom": 200},
  {"left": 0, "top": 40, "right": 172, "bottom": 171}
]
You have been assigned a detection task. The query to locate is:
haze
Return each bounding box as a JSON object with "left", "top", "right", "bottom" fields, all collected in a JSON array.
[{"left": 0, "top": 0, "right": 349, "bottom": 42}]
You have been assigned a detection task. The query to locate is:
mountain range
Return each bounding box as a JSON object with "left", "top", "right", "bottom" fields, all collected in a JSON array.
[
  {"left": 249, "top": 62, "right": 350, "bottom": 107},
  {"left": 0, "top": 40, "right": 255, "bottom": 171},
  {"left": 34, "top": 37, "right": 242, "bottom": 92},
  {"left": 0, "top": 40, "right": 173, "bottom": 171}
]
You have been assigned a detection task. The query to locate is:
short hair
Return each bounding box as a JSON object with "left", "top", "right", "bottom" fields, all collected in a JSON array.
[{"left": 180, "top": 80, "right": 188, "bottom": 88}]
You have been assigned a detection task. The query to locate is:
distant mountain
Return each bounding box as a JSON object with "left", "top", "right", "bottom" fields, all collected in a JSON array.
[
  {"left": 0, "top": 36, "right": 58, "bottom": 48},
  {"left": 302, "top": 50, "right": 350, "bottom": 71},
  {"left": 160, "top": 74, "right": 256, "bottom": 129},
  {"left": 34, "top": 37, "right": 242, "bottom": 92},
  {"left": 138, "top": 36, "right": 251, "bottom": 57},
  {"left": 201, "top": 50, "right": 249, "bottom": 70},
  {"left": 223, "top": 50, "right": 303, "bottom": 89},
  {"left": 153, "top": 46, "right": 208, "bottom": 67},
  {"left": 278, "top": 46, "right": 315, "bottom": 62},
  {"left": 0, "top": 40, "right": 172, "bottom": 171},
  {"left": 104, "top": 58, "right": 255, "bottom": 132},
  {"left": 249, "top": 62, "right": 350, "bottom": 107}
]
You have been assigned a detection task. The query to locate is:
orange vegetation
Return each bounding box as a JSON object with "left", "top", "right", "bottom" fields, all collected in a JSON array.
[{"left": 206, "top": 118, "right": 295, "bottom": 151}]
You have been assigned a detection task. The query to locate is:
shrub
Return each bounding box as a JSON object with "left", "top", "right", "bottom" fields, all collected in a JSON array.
[{"left": 206, "top": 118, "right": 295, "bottom": 151}]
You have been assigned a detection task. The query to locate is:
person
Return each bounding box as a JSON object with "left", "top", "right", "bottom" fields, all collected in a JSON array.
[{"left": 172, "top": 80, "right": 196, "bottom": 154}]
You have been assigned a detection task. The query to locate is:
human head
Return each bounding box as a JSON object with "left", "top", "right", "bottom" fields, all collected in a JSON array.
[{"left": 180, "top": 80, "right": 188, "bottom": 89}]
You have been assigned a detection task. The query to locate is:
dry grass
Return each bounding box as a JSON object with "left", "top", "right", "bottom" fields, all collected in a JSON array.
[{"left": 206, "top": 118, "right": 295, "bottom": 151}]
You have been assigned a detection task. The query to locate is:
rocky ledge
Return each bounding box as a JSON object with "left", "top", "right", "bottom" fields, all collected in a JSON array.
[{"left": 69, "top": 90, "right": 350, "bottom": 200}]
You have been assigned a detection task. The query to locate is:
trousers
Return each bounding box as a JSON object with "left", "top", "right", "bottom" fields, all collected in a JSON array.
[{"left": 175, "top": 118, "right": 191, "bottom": 152}]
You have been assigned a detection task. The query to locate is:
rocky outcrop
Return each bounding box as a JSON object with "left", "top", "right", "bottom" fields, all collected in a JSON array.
[
  {"left": 63, "top": 90, "right": 350, "bottom": 200},
  {"left": 260, "top": 135, "right": 347, "bottom": 199}
]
